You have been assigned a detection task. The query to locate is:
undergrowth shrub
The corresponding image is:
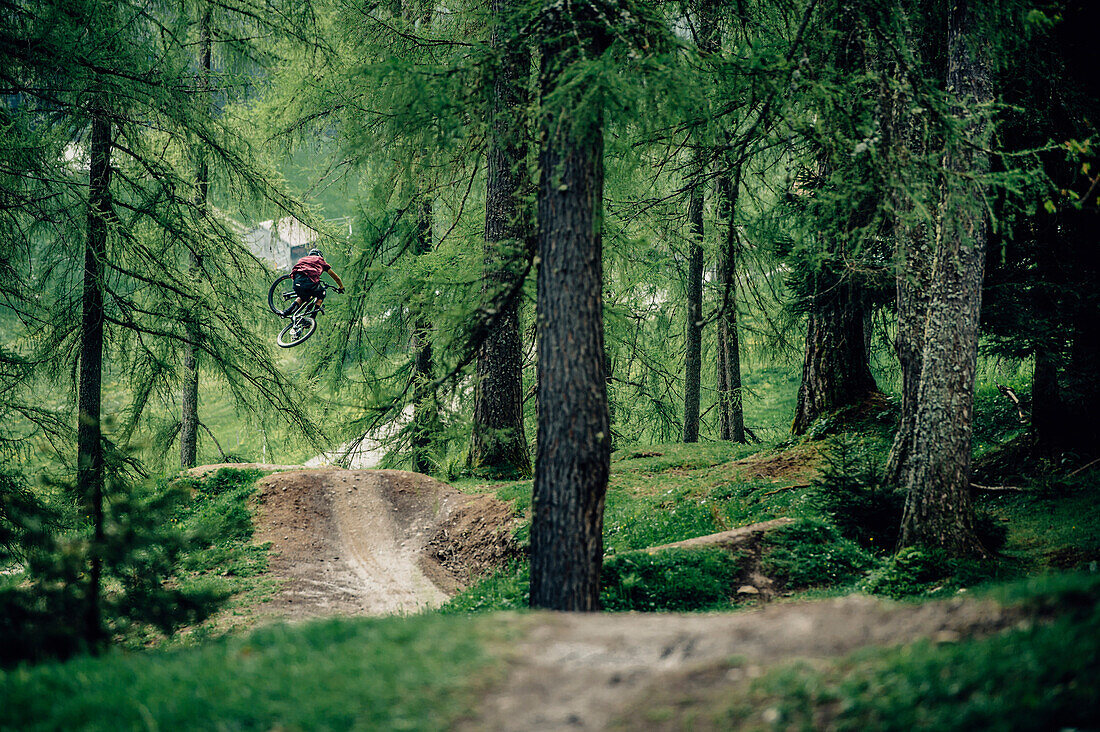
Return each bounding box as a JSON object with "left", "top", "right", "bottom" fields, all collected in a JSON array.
[
  {"left": 862, "top": 546, "right": 948, "bottom": 599},
  {"left": 439, "top": 562, "right": 529, "bottom": 613},
  {"left": 863, "top": 546, "right": 1005, "bottom": 599},
  {"left": 443, "top": 547, "right": 749, "bottom": 613},
  {"left": 760, "top": 519, "right": 874, "bottom": 589},
  {"left": 0, "top": 467, "right": 264, "bottom": 666},
  {"left": 177, "top": 468, "right": 266, "bottom": 575},
  {"left": 601, "top": 548, "right": 745, "bottom": 611},
  {"left": 807, "top": 436, "right": 1007, "bottom": 556},
  {"left": 806, "top": 436, "right": 902, "bottom": 552}
]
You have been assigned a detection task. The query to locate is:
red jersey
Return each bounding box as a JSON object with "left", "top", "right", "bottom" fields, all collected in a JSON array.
[{"left": 291, "top": 255, "right": 330, "bottom": 284}]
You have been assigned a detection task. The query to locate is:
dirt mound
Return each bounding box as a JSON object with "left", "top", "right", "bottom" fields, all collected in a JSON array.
[
  {"left": 725, "top": 446, "right": 821, "bottom": 482},
  {"left": 250, "top": 468, "right": 519, "bottom": 622},
  {"left": 426, "top": 494, "right": 525, "bottom": 586}
]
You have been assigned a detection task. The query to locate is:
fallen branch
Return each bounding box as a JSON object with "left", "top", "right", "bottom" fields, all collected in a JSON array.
[
  {"left": 199, "top": 421, "right": 228, "bottom": 461},
  {"left": 762, "top": 483, "right": 809, "bottom": 497},
  {"left": 971, "top": 483, "right": 1024, "bottom": 492},
  {"left": 1068, "top": 456, "right": 1100, "bottom": 477},
  {"left": 996, "top": 383, "right": 1028, "bottom": 424}
]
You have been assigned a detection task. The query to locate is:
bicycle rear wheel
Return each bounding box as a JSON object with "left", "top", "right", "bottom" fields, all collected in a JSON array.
[
  {"left": 267, "top": 273, "right": 295, "bottom": 315},
  {"left": 277, "top": 315, "right": 317, "bottom": 348}
]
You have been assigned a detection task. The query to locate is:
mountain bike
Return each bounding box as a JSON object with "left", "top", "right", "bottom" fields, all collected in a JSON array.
[{"left": 268, "top": 275, "right": 339, "bottom": 348}]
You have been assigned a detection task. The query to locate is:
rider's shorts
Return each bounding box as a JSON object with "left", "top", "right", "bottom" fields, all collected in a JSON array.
[{"left": 293, "top": 273, "right": 324, "bottom": 300}]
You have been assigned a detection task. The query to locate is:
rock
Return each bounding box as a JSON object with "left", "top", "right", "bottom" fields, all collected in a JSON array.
[{"left": 737, "top": 585, "right": 760, "bottom": 595}]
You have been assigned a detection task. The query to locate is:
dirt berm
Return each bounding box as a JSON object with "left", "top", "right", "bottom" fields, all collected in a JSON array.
[{"left": 247, "top": 468, "right": 521, "bottom": 621}]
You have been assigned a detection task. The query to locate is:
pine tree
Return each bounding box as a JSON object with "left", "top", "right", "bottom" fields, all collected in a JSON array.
[
  {"left": 3, "top": 0, "right": 318, "bottom": 649},
  {"left": 897, "top": 0, "right": 992, "bottom": 555},
  {"left": 468, "top": 0, "right": 532, "bottom": 476},
  {"left": 528, "top": 0, "right": 616, "bottom": 612}
]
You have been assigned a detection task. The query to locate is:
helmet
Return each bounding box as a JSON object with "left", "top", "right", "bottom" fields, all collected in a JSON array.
[{"left": 308, "top": 248, "right": 324, "bottom": 258}]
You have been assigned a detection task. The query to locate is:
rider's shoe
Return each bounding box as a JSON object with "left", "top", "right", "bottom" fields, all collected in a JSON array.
[{"left": 280, "top": 303, "right": 298, "bottom": 317}]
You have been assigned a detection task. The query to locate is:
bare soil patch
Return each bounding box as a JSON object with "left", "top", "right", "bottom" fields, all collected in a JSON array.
[
  {"left": 719, "top": 444, "right": 822, "bottom": 483},
  {"left": 206, "top": 466, "right": 521, "bottom": 623}
]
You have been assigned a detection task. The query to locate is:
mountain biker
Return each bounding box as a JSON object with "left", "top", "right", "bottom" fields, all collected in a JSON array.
[{"left": 280, "top": 248, "right": 344, "bottom": 317}]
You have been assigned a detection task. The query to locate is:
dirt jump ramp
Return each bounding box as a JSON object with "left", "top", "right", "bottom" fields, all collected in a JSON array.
[{"left": 251, "top": 468, "right": 518, "bottom": 621}]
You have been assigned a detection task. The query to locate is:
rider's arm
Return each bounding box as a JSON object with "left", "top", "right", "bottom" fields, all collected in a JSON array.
[{"left": 329, "top": 270, "right": 345, "bottom": 292}]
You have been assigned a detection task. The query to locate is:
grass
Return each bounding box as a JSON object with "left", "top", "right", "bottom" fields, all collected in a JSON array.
[
  {"left": 110, "top": 468, "right": 280, "bottom": 649},
  {"left": 978, "top": 469, "right": 1100, "bottom": 573},
  {"left": 700, "top": 573, "right": 1100, "bottom": 732},
  {"left": 5, "top": 378, "right": 1099, "bottom": 729},
  {"left": 0, "top": 613, "right": 506, "bottom": 732},
  {"left": 604, "top": 572, "right": 1100, "bottom": 731}
]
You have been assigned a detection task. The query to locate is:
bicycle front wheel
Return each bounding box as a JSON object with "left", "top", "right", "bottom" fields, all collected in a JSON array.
[
  {"left": 267, "top": 273, "right": 295, "bottom": 315},
  {"left": 276, "top": 315, "right": 317, "bottom": 348}
]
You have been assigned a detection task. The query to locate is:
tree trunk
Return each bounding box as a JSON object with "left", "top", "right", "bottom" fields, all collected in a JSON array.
[
  {"left": 883, "top": 42, "right": 932, "bottom": 487},
  {"left": 715, "top": 165, "right": 745, "bottom": 442},
  {"left": 529, "top": 13, "right": 610, "bottom": 612},
  {"left": 682, "top": 153, "right": 704, "bottom": 443},
  {"left": 78, "top": 108, "right": 112, "bottom": 651},
  {"left": 411, "top": 195, "right": 434, "bottom": 474},
  {"left": 469, "top": 0, "right": 530, "bottom": 477},
  {"left": 883, "top": 218, "right": 931, "bottom": 485},
  {"left": 898, "top": 0, "right": 991, "bottom": 556},
  {"left": 791, "top": 277, "right": 877, "bottom": 435},
  {"left": 180, "top": 7, "right": 211, "bottom": 470}
]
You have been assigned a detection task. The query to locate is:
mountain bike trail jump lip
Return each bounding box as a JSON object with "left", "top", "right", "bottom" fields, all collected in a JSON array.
[
  {"left": 182, "top": 466, "right": 517, "bottom": 623},
  {"left": 252, "top": 468, "right": 455, "bottom": 619}
]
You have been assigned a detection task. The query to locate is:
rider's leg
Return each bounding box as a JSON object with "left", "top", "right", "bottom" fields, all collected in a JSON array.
[{"left": 281, "top": 297, "right": 303, "bottom": 317}]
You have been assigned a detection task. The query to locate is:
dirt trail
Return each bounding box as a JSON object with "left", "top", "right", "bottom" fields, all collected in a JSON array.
[
  {"left": 195, "top": 464, "right": 1034, "bottom": 730},
  {"left": 243, "top": 467, "right": 519, "bottom": 621},
  {"left": 464, "top": 596, "right": 1024, "bottom": 731}
]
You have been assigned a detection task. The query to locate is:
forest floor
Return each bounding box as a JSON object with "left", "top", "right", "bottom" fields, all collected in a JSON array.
[{"left": 188, "top": 462, "right": 1065, "bottom": 731}]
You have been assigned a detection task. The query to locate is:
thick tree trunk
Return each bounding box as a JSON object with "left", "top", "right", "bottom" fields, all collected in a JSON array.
[
  {"left": 791, "top": 277, "right": 877, "bottom": 435},
  {"left": 411, "top": 195, "right": 435, "bottom": 475},
  {"left": 715, "top": 166, "right": 745, "bottom": 442},
  {"left": 682, "top": 156, "right": 705, "bottom": 443},
  {"left": 898, "top": 0, "right": 991, "bottom": 556},
  {"left": 180, "top": 9, "right": 211, "bottom": 470},
  {"left": 469, "top": 0, "right": 530, "bottom": 476},
  {"left": 884, "top": 219, "right": 931, "bottom": 485},
  {"left": 883, "top": 57, "right": 932, "bottom": 487},
  {"left": 529, "top": 16, "right": 610, "bottom": 612},
  {"left": 78, "top": 109, "right": 111, "bottom": 650}
]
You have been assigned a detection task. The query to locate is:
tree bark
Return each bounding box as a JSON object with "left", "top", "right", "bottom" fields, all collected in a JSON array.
[
  {"left": 898, "top": 0, "right": 991, "bottom": 556},
  {"left": 883, "top": 33, "right": 933, "bottom": 487},
  {"left": 469, "top": 0, "right": 531, "bottom": 477},
  {"left": 682, "top": 152, "right": 705, "bottom": 443},
  {"left": 529, "top": 10, "right": 610, "bottom": 612},
  {"left": 180, "top": 7, "right": 211, "bottom": 470},
  {"left": 78, "top": 108, "right": 112, "bottom": 650},
  {"left": 411, "top": 194, "right": 434, "bottom": 474},
  {"left": 791, "top": 276, "right": 878, "bottom": 435},
  {"left": 715, "top": 164, "right": 745, "bottom": 442}
]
